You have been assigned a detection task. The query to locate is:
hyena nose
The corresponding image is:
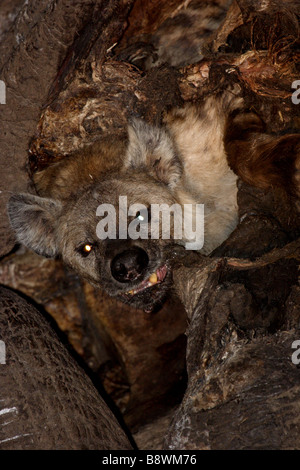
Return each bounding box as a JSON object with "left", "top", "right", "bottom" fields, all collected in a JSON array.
[{"left": 111, "top": 247, "right": 149, "bottom": 283}]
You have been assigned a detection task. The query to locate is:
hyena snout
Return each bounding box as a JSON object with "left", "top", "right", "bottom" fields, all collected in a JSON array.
[{"left": 110, "top": 247, "right": 149, "bottom": 283}]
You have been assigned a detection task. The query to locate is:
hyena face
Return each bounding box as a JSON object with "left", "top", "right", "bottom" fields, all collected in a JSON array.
[
  {"left": 58, "top": 175, "right": 181, "bottom": 312},
  {"left": 8, "top": 120, "right": 192, "bottom": 313}
]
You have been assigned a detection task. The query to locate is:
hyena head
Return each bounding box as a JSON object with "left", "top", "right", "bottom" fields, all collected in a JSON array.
[{"left": 8, "top": 120, "right": 190, "bottom": 313}]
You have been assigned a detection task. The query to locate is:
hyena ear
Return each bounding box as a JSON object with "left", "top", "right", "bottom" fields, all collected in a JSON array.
[
  {"left": 7, "top": 193, "right": 62, "bottom": 258},
  {"left": 124, "top": 119, "right": 182, "bottom": 188}
]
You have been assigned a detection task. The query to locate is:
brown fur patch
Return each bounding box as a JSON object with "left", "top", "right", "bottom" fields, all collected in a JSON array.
[
  {"left": 224, "top": 110, "right": 300, "bottom": 199},
  {"left": 34, "top": 136, "right": 127, "bottom": 201}
]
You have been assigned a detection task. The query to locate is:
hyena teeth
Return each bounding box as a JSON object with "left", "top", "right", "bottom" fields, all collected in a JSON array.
[
  {"left": 149, "top": 272, "right": 158, "bottom": 284},
  {"left": 125, "top": 265, "right": 168, "bottom": 296}
]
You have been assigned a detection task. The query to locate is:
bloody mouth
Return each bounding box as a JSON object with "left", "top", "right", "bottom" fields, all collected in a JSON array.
[{"left": 123, "top": 264, "right": 168, "bottom": 297}]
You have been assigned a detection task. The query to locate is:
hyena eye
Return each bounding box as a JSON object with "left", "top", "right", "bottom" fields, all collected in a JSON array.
[
  {"left": 136, "top": 208, "right": 151, "bottom": 224},
  {"left": 78, "top": 243, "right": 94, "bottom": 257}
]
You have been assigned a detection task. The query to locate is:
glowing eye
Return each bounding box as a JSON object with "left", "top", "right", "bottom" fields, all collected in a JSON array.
[
  {"left": 136, "top": 208, "right": 150, "bottom": 223},
  {"left": 79, "top": 243, "right": 94, "bottom": 257}
]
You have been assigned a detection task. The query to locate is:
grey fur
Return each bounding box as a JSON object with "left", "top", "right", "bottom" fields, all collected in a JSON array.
[
  {"left": 125, "top": 119, "right": 182, "bottom": 188},
  {"left": 8, "top": 193, "right": 62, "bottom": 257}
]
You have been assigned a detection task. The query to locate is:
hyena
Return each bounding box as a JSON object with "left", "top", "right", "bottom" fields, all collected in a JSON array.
[
  {"left": 9, "top": 0, "right": 240, "bottom": 313},
  {"left": 7, "top": 88, "right": 300, "bottom": 313},
  {"left": 7, "top": 0, "right": 300, "bottom": 313},
  {"left": 8, "top": 91, "right": 243, "bottom": 313}
]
